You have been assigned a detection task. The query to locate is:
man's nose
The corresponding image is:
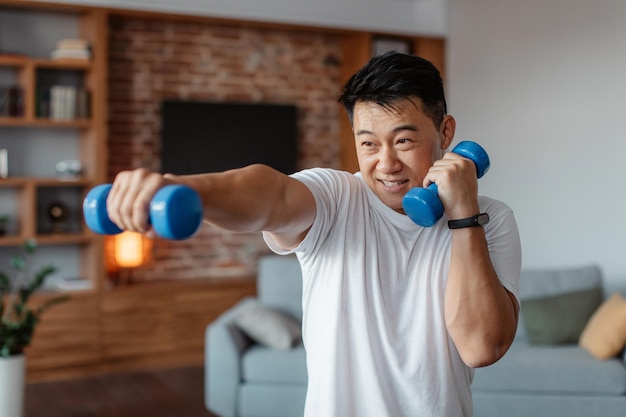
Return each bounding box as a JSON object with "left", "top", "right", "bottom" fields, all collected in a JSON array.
[{"left": 377, "top": 147, "right": 402, "bottom": 173}]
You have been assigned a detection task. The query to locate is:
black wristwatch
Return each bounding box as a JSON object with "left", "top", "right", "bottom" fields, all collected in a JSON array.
[{"left": 448, "top": 213, "right": 490, "bottom": 229}]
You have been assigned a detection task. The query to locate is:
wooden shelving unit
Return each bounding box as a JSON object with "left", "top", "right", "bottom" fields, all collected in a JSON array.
[{"left": 0, "top": 0, "right": 108, "bottom": 377}]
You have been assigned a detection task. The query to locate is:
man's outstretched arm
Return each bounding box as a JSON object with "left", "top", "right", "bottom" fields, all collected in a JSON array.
[{"left": 106, "top": 164, "right": 316, "bottom": 250}]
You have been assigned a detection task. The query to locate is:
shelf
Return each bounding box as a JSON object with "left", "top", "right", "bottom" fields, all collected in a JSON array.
[
  {"left": 34, "top": 232, "right": 93, "bottom": 245},
  {"left": 0, "top": 232, "right": 93, "bottom": 247},
  {"left": 0, "top": 177, "right": 92, "bottom": 187},
  {"left": 0, "top": 55, "right": 92, "bottom": 71},
  {"left": 0, "top": 235, "right": 25, "bottom": 246},
  {"left": 32, "top": 58, "right": 92, "bottom": 71},
  {"left": 0, "top": 117, "right": 91, "bottom": 128},
  {"left": 0, "top": 54, "right": 28, "bottom": 66}
]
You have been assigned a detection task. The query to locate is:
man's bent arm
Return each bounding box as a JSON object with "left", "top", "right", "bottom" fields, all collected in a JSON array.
[{"left": 445, "top": 227, "right": 519, "bottom": 368}]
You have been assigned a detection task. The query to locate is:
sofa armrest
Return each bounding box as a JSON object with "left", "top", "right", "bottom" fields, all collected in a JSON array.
[{"left": 205, "top": 297, "right": 256, "bottom": 417}]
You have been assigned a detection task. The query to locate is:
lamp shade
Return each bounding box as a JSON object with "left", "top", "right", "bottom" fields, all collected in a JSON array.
[
  {"left": 105, "top": 231, "right": 152, "bottom": 271},
  {"left": 115, "top": 232, "right": 145, "bottom": 268}
]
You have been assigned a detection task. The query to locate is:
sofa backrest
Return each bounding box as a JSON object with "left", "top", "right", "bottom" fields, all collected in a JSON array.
[
  {"left": 258, "top": 254, "right": 303, "bottom": 321},
  {"left": 515, "top": 264, "right": 603, "bottom": 341},
  {"left": 519, "top": 265, "right": 603, "bottom": 300}
]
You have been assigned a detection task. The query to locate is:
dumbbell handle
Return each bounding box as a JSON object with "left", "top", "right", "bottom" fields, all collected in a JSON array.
[
  {"left": 402, "top": 141, "right": 490, "bottom": 227},
  {"left": 83, "top": 184, "right": 203, "bottom": 240}
]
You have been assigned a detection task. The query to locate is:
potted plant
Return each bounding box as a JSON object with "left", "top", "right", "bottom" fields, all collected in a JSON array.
[{"left": 0, "top": 239, "right": 68, "bottom": 417}]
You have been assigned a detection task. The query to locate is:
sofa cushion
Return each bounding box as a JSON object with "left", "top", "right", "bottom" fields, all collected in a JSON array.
[
  {"left": 519, "top": 265, "right": 603, "bottom": 300},
  {"left": 234, "top": 300, "right": 302, "bottom": 350},
  {"left": 579, "top": 292, "right": 626, "bottom": 359},
  {"left": 472, "top": 344, "right": 626, "bottom": 395},
  {"left": 515, "top": 265, "right": 603, "bottom": 341},
  {"left": 521, "top": 286, "right": 603, "bottom": 344},
  {"left": 242, "top": 345, "right": 308, "bottom": 384},
  {"left": 239, "top": 384, "right": 306, "bottom": 417}
]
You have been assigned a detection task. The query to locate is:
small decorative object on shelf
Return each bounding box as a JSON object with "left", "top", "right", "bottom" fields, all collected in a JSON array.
[
  {"left": 50, "top": 38, "right": 91, "bottom": 61},
  {"left": 0, "top": 148, "right": 7, "bottom": 178},
  {"left": 372, "top": 36, "right": 412, "bottom": 57},
  {"left": 50, "top": 276, "right": 92, "bottom": 292},
  {"left": 47, "top": 201, "right": 69, "bottom": 233},
  {"left": 56, "top": 160, "right": 82, "bottom": 180},
  {"left": 0, "top": 215, "right": 7, "bottom": 236}
]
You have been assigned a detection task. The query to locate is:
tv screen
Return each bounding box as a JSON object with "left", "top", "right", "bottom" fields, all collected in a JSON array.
[{"left": 161, "top": 101, "right": 298, "bottom": 175}]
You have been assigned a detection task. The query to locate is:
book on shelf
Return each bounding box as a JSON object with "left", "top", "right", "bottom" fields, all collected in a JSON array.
[
  {"left": 38, "top": 85, "right": 90, "bottom": 120},
  {"left": 0, "top": 85, "right": 24, "bottom": 117},
  {"left": 50, "top": 276, "right": 93, "bottom": 291},
  {"left": 50, "top": 38, "right": 92, "bottom": 61}
]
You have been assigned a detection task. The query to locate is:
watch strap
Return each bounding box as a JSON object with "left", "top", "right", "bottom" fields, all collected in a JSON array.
[{"left": 448, "top": 213, "right": 489, "bottom": 229}]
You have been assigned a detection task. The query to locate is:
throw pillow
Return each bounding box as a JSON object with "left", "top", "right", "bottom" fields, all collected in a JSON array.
[
  {"left": 521, "top": 286, "right": 603, "bottom": 345},
  {"left": 234, "top": 301, "right": 301, "bottom": 350},
  {"left": 579, "top": 293, "right": 626, "bottom": 359}
]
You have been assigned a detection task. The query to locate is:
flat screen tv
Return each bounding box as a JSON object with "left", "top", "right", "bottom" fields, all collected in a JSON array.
[{"left": 161, "top": 100, "right": 298, "bottom": 175}]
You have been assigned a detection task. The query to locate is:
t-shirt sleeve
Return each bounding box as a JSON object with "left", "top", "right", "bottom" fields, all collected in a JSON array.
[
  {"left": 263, "top": 168, "right": 354, "bottom": 255},
  {"left": 481, "top": 197, "right": 522, "bottom": 307}
]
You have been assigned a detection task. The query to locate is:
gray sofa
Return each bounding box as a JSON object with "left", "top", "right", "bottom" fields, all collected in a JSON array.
[
  {"left": 206, "top": 257, "right": 626, "bottom": 417},
  {"left": 205, "top": 255, "right": 307, "bottom": 417},
  {"left": 473, "top": 265, "right": 626, "bottom": 417}
]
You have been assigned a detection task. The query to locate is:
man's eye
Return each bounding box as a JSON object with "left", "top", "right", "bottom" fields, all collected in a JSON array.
[
  {"left": 361, "top": 141, "right": 374, "bottom": 147},
  {"left": 397, "top": 138, "right": 412, "bottom": 144}
]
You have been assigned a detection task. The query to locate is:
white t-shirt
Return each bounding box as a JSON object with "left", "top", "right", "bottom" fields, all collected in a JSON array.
[{"left": 264, "top": 168, "right": 521, "bottom": 417}]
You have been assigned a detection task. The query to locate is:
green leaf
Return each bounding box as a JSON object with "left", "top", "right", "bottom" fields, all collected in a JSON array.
[
  {"left": 36, "top": 294, "right": 69, "bottom": 316},
  {"left": 23, "top": 239, "right": 37, "bottom": 254},
  {"left": 20, "top": 265, "right": 57, "bottom": 304},
  {"left": 0, "top": 238, "right": 67, "bottom": 355},
  {"left": 10, "top": 255, "right": 25, "bottom": 272},
  {"left": 0, "top": 272, "right": 9, "bottom": 295},
  {"left": 0, "top": 345, "right": 12, "bottom": 358}
]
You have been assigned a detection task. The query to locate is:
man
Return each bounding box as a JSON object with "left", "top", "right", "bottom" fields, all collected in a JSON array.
[{"left": 106, "top": 52, "right": 521, "bottom": 416}]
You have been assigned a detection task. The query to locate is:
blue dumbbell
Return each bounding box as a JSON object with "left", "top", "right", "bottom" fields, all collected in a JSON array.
[
  {"left": 83, "top": 184, "right": 203, "bottom": 240},
  {"left": 402, "top": 141, "right": 490, "bottom": 227}
]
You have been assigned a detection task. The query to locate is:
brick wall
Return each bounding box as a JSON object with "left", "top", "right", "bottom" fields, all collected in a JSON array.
[{"left": 107, "top": 15, "right": 343, "bottom": 283}]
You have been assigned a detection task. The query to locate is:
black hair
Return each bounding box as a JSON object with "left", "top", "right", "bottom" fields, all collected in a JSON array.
[{"left": 338, "top": 51, "right": 447, "bottom": 128}]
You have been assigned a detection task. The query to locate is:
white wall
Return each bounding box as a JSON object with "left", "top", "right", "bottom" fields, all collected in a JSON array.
[
  {"left": 39, "top": 0, "right": 447, "bottom": 36},
  {"left": 448, "top": 0, "right": 626, "bottom": 292}
]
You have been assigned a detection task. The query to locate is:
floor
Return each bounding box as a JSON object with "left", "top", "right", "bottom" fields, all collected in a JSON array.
[{"left": 25, "top": 366, "right": 217, "bottom": 417}]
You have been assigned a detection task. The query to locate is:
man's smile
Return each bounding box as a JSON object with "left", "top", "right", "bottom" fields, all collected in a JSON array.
[{"left": 378, "top": 179, "right": 409, "bottom": 188}]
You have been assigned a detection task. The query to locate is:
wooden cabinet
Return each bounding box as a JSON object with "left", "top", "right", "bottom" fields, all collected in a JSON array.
[{"left": 26, "top": 278, "right": 256, "bottom": 382}]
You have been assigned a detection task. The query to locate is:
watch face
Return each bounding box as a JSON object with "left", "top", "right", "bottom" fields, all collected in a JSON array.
[{"left": 477, "top": 213, "right": 490, "bottom": 226}]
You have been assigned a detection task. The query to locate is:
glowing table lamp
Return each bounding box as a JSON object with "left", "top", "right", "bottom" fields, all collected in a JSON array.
[{"left": 105, "top": 231, "right": 153, "bottom": 284}]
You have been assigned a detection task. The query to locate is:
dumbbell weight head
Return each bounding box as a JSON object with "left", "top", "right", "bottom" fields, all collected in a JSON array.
[
  {"left": 453, "top": 141, "right": 490, "bottom": 179},
  {"left": 83, "top": 184, "right": 123, "bottom": 235},
  {"left": 402, "top": 141, "right": 490, "bottom": 227},
  {"left": 402, "top": 183, "right": 443, "bottom": 228},
  {"left": 83, "top": 184, "right": 203, "bottom": 240},
  {"left": 150, "top": 185, "right": 203, "bottom": 240}
]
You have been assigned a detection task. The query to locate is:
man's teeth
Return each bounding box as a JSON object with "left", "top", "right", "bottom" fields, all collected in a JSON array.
[{"left": 381, "top": 180, "right": 406, "bottom": 187}]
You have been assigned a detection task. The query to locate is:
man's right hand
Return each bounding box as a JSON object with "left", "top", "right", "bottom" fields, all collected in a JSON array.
[{"left": 106, "top": 168, "right": 179, "bottom": 235}]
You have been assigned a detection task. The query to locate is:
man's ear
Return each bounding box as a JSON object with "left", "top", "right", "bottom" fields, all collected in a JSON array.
[{"left": 440, "top": 115, "right": 456, "bottom": 150}]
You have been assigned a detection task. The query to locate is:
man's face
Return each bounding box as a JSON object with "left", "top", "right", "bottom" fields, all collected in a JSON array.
[{"left": 353, "top": 98, "right": 453, "bottom": 213}]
